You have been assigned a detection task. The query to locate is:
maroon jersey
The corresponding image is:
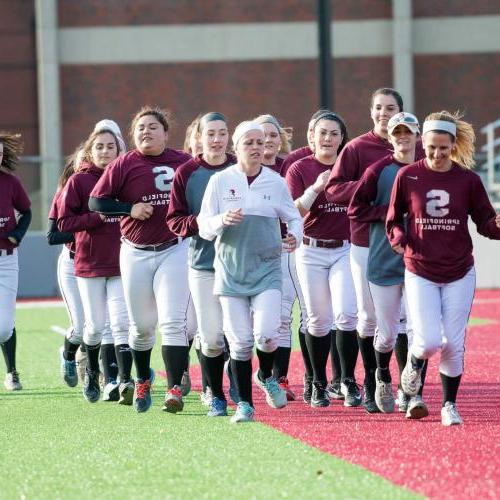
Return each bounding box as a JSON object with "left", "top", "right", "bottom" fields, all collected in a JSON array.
[
  {"left": 264, "top": 156, "right": 285, "bottom": 176},
  {"left": 57, "top": 163, "right": 121, "bottom": 278},
  {"left": 90, "top": 148, "right": 191, "bottom": 245},
  {"left": 0, "top": 171, "right": 30, "bottom": 250},
  {"left": 49, "top": 189, "right": 75, "bottom": 252},
  {"left": 386, "top": 159, "right": 500, "bottom": 283},
  {"left": 326, "top": 130, "right": 424, "bottom": 247},
  {"left": 286, "top": 155, "right": 349, "bottom": 240},
  {"left": 281, "top": 146, "right": 312, "bottom": 174}
]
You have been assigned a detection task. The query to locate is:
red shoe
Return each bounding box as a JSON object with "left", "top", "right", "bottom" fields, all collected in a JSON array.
[
  {"left": 278, "top": 376, "right": 296, "bottom": 401},
  {"left": 162, "top": 385, "right": 184, "bottom": 413}
]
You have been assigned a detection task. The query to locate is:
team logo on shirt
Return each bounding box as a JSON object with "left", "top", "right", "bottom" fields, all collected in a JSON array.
[
  {"left": 415, "top": 189, "right": 459, "bottom": 231},
  {"left": 223, "top": 188, "right": 242, "bottom": 202}
]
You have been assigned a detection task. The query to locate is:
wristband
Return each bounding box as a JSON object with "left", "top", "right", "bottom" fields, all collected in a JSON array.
[{"left": 298, "top": 186, "right": 319, "bottom": 211}]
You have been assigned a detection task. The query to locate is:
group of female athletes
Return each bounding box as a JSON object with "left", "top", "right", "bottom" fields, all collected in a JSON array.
[{"left": 2, "top": 87, "right": 499, "bottom": 426}]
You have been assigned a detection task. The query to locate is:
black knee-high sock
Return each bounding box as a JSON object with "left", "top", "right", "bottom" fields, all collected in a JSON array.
[
  {"left": 256, "top": 349, "right": 274, "bottom": 381},
  {"left": 441, "top": 373, "right": 462, "bottom": 405},
  {"left": 418, "top": 360, "right": 428, "bottom": 396},
  {"left": 374, "top": 350, "right": 393, "bottom": 382},
  {"left": 299, "top": 331, "right": 313, "bottom": 379},
  {"left": 329, "top": 330, "right": 341, "bottom": 381},
  {"left": 201, "top": 352, "right": 225, "bottom": 399},
  {"left": 162, "top": 345, "right": 189, "bottom": 389},
  {"left": 336, "top": 329, "right": 358, "bottom": 380},
  {"left": 394, "top": 333, "right": 408, "bottom": 378},
  {"left": 272, "top": 346, "right": 291, "bottom": 379},
  {"left": 357, "top": 334, "right": 377, "bottom": 386},
  {"left": 84, "top": 343, "right": 101, "bottom": 374},
  {"left": 63, "top": 337, "right": 79, "bottom": 361},
  {"left": 230, "top": 358, "right": 253, "bottom": 406},
  {"left": 131, "top": 348, "right": 152, "bottom": 381},
  {"left": 115, "top": 344, "right": 133, "bottom": 382},
  {"left": 2, "top": 328, "right": 16, "bottom": 373},
  {"left": 305, "top": 331, "right": 331, "bottom": 384},
  {"left": 100, "top": 344, "right": 118, "bottom": 382}
]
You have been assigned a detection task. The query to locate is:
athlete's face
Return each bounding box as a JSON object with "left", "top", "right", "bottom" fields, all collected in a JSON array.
[
  {"left": 236, "top": 130, "right": 265, "bottom": 166},
  {"left": 134, "top": 115, "right": 168, "bottom": 155},
  {"left": 261, "top": 123, "right": 281, "bottom": 161},
  {"left": 189, "top": 127, "right": 202, "bottom": 157},
  {"left": 201, "top": 120, "right": 228, "bottom": 158},
  {"left": 389, "top": 125, "right": 417, "bottom": 156},
  {"left": 371, "top": 94, "right": 400, "bottom": 137},
  {"left": 423, "top": 131, "right": 454, "bottom": 171},
  {"left": 313, "top": 119, "right": 343, "bottom": 160},
  {"left": 91, "top": 132, "right": 118, "bottom": 169}
]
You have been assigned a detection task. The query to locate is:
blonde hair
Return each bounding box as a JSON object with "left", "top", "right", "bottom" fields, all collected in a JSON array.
[
  {"left": 424, "top": 110, "right": 475, "bottom": 170},
  {"left": 183, "top": 114, "right": 202, "bottom": 154},
  {"left": 253, "top": 114, "right": 291, "bottom": 155},
  {"left": 0, "top": 132, "right": 23, "bottom": 171}
]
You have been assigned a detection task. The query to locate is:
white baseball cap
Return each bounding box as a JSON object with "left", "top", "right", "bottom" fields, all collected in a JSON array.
[{"left": 388, "top": 112, "right": 420, "bottom": 135}]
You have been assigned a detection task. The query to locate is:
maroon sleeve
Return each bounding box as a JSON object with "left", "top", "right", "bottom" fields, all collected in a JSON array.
[
  {"left": 469, "top": 174, "right": 500, "bottom": 239},
  {"left": 348, "top": 168, "right": 387, "bottom": 223},
  {"left": 12, "top": 176, "right": 31, "bottom": 212},
  {"left": 386, "top": 171, "right": 408, "bottom": 248},
  {"left": 90, "top": 156, "right": 123, "bottom": 199},
  {"left": 48, "top": 191, "right": 59, "bottom": 219},
  {"left": 166, "top": 162, "right": 198, "bottom": 237},
  {"left": 285, "top": 163, "right": 306, "bottom": 200},
  {"left": 325, "top": 144, "right": 360, "bottom": 205},
  {"left": 57, "top": 178, "right": 103, "bottom": 233},
  {"left": 281, "top": 146, "right": 312, "bottom": 173}
]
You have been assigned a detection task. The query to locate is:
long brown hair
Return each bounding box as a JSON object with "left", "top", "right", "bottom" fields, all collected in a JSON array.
[
  {"left": 0, "top": 132, "right": 23, "bottom": 171},
  {"left": 80, "top": 129, "right": 121, "bottom": 166}
]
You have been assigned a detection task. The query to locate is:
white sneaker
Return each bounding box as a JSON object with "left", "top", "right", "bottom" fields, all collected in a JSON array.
[
  {"left": 4, "top": 370, "right": 22, "bottom": 391},
  {"left": 102, "top": 380, "right": 120, "bottom": 401},
  {"left": 401, "top": 355, "right": 423, "bottom": 397},
  {"left": 200, "top": 387, "right": 213, "bottom": 407},
  {"left": 253, "top": 371, "right": 287, "bottom": 409},
  {"left": 405, "top": 395, "right": 429, "bottom": 419},
  {"left": 374, "top": 369, "right": 394, "bottom": 413},
  {"left": 441, "top": 401, "right": 463, "bottom": 426},
  {"left": 230, "top": 401, "right": 255, "bottom": 423}
]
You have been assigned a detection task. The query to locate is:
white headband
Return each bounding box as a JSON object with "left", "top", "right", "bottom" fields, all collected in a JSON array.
[
  {"left": 232, "top": 121, "right": 264, "bottom": 146},
  {"left": 94, "top": 119, "right": 126, "bottom": 152},
  {"left": 422, "top": 120, "right": 456, "bottom": 137}
]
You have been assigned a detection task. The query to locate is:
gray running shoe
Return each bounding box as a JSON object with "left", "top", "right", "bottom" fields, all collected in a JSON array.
[
  {"left": 397, "top": 387, "right": 410, "bottom": 413},
  {"left": 4, "top": 370, "right": 22, "bottom": 391},
  {"left": 374, "top": 369, "right": 395, "bottom": 413},
  {"left": 341, "top": 378, "right": 362, "bottom": 407},
  {"left": 118, "top": 379, "right": 135, "bottom": 405},
  {"left": 82, "top": 370, "right": 100, "bottom": 403},
  {"left": 401, "top": 356, "right": 423, "bottom": 397},
  {"left": 441, "top": 401, "right": 463, "bottom": 426},
  {"left": 60, "top": 346, "right": 78, "bottom": 388},
  {"left": 406, "top": 395, "right": 429, "bottom": 420}
]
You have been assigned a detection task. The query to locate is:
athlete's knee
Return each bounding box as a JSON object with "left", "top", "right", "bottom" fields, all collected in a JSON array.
[
  {"left": 128, "top": 328, "right": 155, "bottom": 351},
  {"left": 229, "top": 347, "right": 253, "bottom": 361},
  {"left": 411, "top": 338, "right": 441, "bottom": 359},
  {"left": 255, "top": 334, "right": 278, "bottom": 353},
  {"left": 112, "top": 330, "right": 129, "bottom": 345},
  {"left": 335, "top": 313, "right": 357, "bottom": 332},
  {"left": 200, "top": 334, "right": 225, "bottom": 358},
  {"left": 439, "top": 356, "right": 464, "bottom": 378},
  {"left": 83, "top": 330, "right": 102, "bottom": 347},
  {"left": 0, "top": 327, "right": 13, "bottom": 344}
]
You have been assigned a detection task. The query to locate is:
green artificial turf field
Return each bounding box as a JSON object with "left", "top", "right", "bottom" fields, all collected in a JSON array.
[{"left": 0, "top": 305, "right": 420, "bottom": 499}]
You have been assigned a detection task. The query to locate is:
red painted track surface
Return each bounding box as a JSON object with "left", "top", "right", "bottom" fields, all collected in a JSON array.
[{"left": 190, "top": 289, "right": 500, "bottom": 499}]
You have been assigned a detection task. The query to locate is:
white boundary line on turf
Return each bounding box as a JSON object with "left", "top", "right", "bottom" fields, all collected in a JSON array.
[
  {"left": 50, "top": 325, "right": 67, "bottom": 336},
  {"left": 16, "top": 300, "right": 65, "bottom": 309}
]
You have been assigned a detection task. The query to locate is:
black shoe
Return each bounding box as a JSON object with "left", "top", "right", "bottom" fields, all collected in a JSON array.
[
  {"left": 311, "top": 382, "right": 330, "bottom": 408},
  {"left": 326, "top": 379, "right": 344, "bottom": 400},
  {"left": 362, "top": 383, "right": 380, "bottom": 413},
  {"left": 341, "top": 377, "right": 362, "bottom": 407},
  {"left": 82, "top": 369, "right": 100, "bottom": 403},
  {"left": 302, "top": 375, "right": 313, "bottom": 404}
]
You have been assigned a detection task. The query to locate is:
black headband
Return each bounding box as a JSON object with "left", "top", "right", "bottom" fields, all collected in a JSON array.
[
  {"left": 311, "top": 112, "right": 341, "bottom": 130},
  {"left": 199, "top": 112, "right": 227, "bottom": 132}
]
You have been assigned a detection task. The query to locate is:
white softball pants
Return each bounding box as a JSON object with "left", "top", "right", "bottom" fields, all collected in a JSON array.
[
  {"left": 188, "top": 268, "right": 224, "bottom": 358},
  {"left": 77, "top": 275, "right": 129, "bottom": 346},
  {"left": 296, "top": 243, "right": 357, "bottom": 337},
  {"left": 0, "top": 250, "right": 18, "bottom": 343},
  {"left": 405, "top": 267, "right": 475, "bottom": 378},
  {"left": 120, "top": 239, "right": 190, "bottom": 351},
  {"left": 370, "top": 282, "right": 412, "bottom": 353},
  {"left": 57, "top": 246, "right": 85, "bottom": 345},
  {"left": 220, "top": 288, "right": 281, "bottom": 361}
]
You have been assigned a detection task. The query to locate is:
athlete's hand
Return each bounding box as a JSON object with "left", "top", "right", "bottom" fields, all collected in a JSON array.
[
  {"left": 495, "top": 214, "right": 500, "bottom": 228},
  {"left": 282, "top": 233, "right": 297, "bottom": 252},
  {"left": 392, "top": 244, "right": 404, "bottom": 255},
  {"left": 312, "top": 170, "right": 330, "bottom": 193},
  {"left": 130, "top": 202, "right": 153, "bottom": 220},
  {"left": 222, "top": 208, "right": 243, "bottom": 226},
  {"left": 7, "top": 236, "right": 17, "bottom": 245}
]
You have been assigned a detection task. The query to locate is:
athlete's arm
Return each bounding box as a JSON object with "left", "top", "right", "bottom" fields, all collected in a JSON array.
[
  {"left": 348, "top": 168, "right": 388, "bottom": 223},
  {"left": 166, "top": 170, "right": 198, "bottom": 237},
  {"left": 88, "top": 197, "right": 133, "bottom": 216},
  {"left": 469, "top": 175, "right": 500, "bottom": 239},
  {"left": 324, "top": 145, "right": 360, "bottom": 205},
  {"left": 46, "top": 218, "right": 74, "bottom": 245},
  {"left": 7, "top": 208, "right": 32, "bottom": 245},
  {"left": 386, "top": 172, "right": 408, "bottom": 251},
  {"left": 197, "top": 176, "right": 225, "bottom": 241}
]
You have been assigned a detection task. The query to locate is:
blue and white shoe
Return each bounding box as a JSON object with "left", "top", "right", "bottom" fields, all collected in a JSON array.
[
  {"left": 133, "top": 379, "right": 152, "bottom": 413},
  {"left": 82, "top": 369, "right": 100, "bottom": 403},
  {"left": 224, "top": 360, "right": 240, "bottom": 404},
  {"left": 60, "top": 346, "right": 78, "bottom": 388},
  {"left": 253, "top": 371, "right": 287, "bottom": 409},
  {"left": 207, "top": 396, "right": 228, "bottom": 417},
  {"left": 149, "top": 367, "right": 156, "bottom": 385},
  {"left": 102, "top": 379, "right": 120, "bottom": 402},
  {"left": 230, "top": 401, "right": 255, "bottom": 424}
]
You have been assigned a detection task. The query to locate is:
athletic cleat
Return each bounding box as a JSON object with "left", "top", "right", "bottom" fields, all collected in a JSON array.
[
  {"left": 200, "top": 387, "right": 213, "bottom": 407},
  {"left": 4, "top": 370, "right": 22, "bottom": 391},
  {"left": 224, "top": 360, "right": 240, "bottom": 404},
  {"left": 406, "top": 395, "right": 429, "bottom": 420},
  {"left": 253, "top": 371, "right": 287, "bottom": 409},
  {"left": 311, "top": 382, "right": 330, "bottom": 408},
  {"left": 118, "top": 379, "right": 135, "bottom": 405},
  {"left": 180, "top": 369, "right": 191, "bottom": 396},
  {"left": 59, "top": 346, "right": 78, "bottom": 388},
  {"left": 401, "top": 357, "right": 423, "bottom": 397},
  {"left": 82, "top": 370, "right": 100, "bottom": 403},
  {"left": 441, "top": 401, "right": 463, "bottom": 426},
  {"left": 162, "top": 385, "right": 184, "bottom": 413},
  {"left": 362, "top": 383, "right": 380, "bottom": 413},
  {"left": 133, "top": 379, "right": 152, "bottom": 413},
  {"left": 230, "top": 401, "right": 255, "bottom": 423},
  {"left": 302, "top": 375, "right": 313, "bottom": 404},
  {"left": 374, "top": 369, "right": 395, "bottom": 413},
  {"left": 75, "top": 347, "right": 87, "bottom": 385},
  {"left": 326, "top": 379, "right": 344, "bottom": 400},
  {"left": 341, "top": 378, "right": 362, "bottom": 407},
  {"left": 102, "top": 379, "right": 120, "bottom": 402},
  {"left": 278, "top": 376, "right": 296, "bottom": 401},
  {"left": 207, "top": 396, "right": 228, "bottom": 417},
  {"left": 397, "top": 387, "right": 410, "bottom": 413}
]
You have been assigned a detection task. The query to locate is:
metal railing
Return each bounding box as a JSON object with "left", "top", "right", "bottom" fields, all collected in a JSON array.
[{"left": 480, "top": 119, "right": 500, "bottom": 209}]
